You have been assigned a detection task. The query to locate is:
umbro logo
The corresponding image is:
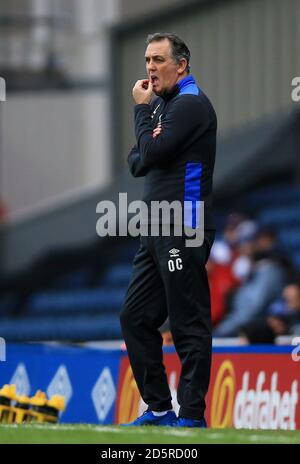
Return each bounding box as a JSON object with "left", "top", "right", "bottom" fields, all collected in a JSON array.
[
  {"left": 168, "top": 249, "right": 183, "bottom": 272},
  {"left": 169, "top": 248, "right": 180, "bottom": 257}
]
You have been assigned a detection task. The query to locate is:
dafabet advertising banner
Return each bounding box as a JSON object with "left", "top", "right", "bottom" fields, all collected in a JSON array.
[{"left": 115, "top": 346, "right": 300, "bottom": 430}]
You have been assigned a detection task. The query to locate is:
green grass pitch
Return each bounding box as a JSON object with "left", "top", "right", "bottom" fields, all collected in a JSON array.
[{"left": 0, "top": 424, "right": 300, "bottom": 444}]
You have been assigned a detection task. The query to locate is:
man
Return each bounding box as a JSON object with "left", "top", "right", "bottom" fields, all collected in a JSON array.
[{"left": 120, "top": 33, "right": 217, "bottom": 427}]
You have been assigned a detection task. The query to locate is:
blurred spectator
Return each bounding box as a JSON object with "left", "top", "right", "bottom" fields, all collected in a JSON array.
[
  {"left": 255, "top": 226, "right": 277, "bottom": 252},
  {"left": 254, "top": 225, "right": 296, "bottom": 280},
  {"left": 222, "top": 213, "right": 247, "bottom": 249},
  {"left": 207, "top": 240, "right": 240, "bottom": 326},
  {"left": 213, "top": 221, "right": 287, "bottom": 337},
  {"left": 230, "top": 220, "right": 259, "bottom": 280},
  {"left": 239, "top": 281, "right": 300, "bottom": 343},
  {"left": 207, "top": 217, "right": 258, "bottom": 327}
]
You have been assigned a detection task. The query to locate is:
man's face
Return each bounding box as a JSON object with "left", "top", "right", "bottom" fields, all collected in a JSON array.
[
  {"left": 283, "top": 285, "right": 300, "bottom": 311},
  {"left": 145, "top": 39, "right": 183, "bottom": 95}
]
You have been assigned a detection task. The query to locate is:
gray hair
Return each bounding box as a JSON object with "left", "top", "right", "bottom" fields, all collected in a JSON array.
[{"left": 146, "top": 32, "right": 190, "bottom": 73}]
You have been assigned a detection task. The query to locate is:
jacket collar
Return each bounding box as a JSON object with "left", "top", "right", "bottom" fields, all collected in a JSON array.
[{"left": 160, "top": 74, "right": 196, "bottom": 101}]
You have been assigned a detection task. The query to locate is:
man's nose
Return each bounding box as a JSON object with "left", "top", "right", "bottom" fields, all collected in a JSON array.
[{"left": 147, "top": 60, "right": 156, "bottom": 72}]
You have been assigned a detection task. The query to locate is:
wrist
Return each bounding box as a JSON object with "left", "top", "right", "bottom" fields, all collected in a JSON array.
[{"left": 135, "top": 99, "right": 150, "bottom": 105}]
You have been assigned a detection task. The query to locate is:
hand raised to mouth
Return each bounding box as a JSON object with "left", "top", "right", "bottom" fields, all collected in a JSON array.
[{"left": 132, "top": 79, "right": 153, "bottom": 104}]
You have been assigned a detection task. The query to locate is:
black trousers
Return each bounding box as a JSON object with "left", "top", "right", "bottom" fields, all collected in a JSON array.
[{"left": 120, "top": 228, "right": 215, "bottom": 420}]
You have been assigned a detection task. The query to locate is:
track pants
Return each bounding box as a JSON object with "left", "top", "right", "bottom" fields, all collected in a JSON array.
[{"left": 120, "top": 228, "right": 215, "bottom": 420}]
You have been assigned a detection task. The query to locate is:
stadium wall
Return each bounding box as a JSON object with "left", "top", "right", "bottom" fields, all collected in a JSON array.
[
  {"left": 0, "top": 343, "right": 299, "bottom": 429},
  {"left": 0, "top": 169, "right": 143, "bottom": 272},
  {"left": 1, "top": 90, "right": 112, "bottom": 217},
  {"left": 111, "top": 0, "right": 300, "bottom": 167}
]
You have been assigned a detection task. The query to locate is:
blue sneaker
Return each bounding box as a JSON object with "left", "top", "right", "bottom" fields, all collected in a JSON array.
[
  {"left": 120, "top": 410, "right": 177, "bottom": 427},
  {"left": 172, "top": 416, "right": 207, "bottom": 428}
]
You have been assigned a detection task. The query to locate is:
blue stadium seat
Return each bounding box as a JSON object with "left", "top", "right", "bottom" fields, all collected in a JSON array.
[
  {"left": 28, "top": 288, "right": 127, "bottom": 315},
  {"left": 0, "top": 314, "right": 122, "bottom": 341},
  {"left": 258, "top": 205, "right": 300, "bottom": 227},
  {"left": 278, "top": 227, "right": 300, "bottom": 251},
  {"left": 292, "top": 251, "right": 300, "bottom": 271},
  {"left": 0, "top": 296, "right": 16, "bottom": 317},
  {"left": 232, "top": 185, "right": 300, "bottom": 213},
  {"left": 52, "top": 268, "right": 92, "bottom": 288},
  {"left": 102, "top": 264, "right": 132, "bottom": 287}
]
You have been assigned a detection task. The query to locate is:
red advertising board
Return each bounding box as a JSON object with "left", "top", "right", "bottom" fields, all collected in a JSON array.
[{"left": 115, "top": 347, "right": 300, "bottom": 429}]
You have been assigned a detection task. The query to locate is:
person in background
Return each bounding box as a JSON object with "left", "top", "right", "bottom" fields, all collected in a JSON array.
[
  {"left": 239, "top": 280, "right": 300, "bottom": 344},
  {"left": 213, "top": 222, "right": 287, "bottom": 337}
]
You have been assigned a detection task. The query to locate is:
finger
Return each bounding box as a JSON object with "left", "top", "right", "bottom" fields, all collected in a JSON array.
[
  {"left": 139, "top": 79, "right": 150, "bottom": 86},
  {"left": 147, "top": 81, "right": 153, "bottom": 93},
  {"left": 152, "top": 130, "right": 162, "bottom": 138},
  {"left": 134, "top": 79, "right": 147, "bottom": 89}
]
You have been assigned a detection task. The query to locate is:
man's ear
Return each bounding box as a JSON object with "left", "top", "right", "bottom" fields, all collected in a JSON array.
[{"left": 178, "top": 59, "right": 188, "bottom": 75}]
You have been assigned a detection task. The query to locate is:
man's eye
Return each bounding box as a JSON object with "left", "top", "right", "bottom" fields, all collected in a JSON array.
[{"left": 145, "top": 57, "right": 164, "bottom": 64}]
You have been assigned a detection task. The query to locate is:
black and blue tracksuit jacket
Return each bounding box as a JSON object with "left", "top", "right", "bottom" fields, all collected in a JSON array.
[{"left": 128, "top": 74, "right": 217, "bottom": 230}]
